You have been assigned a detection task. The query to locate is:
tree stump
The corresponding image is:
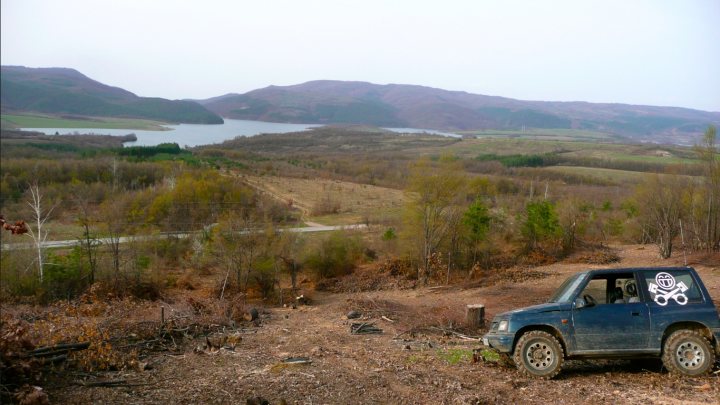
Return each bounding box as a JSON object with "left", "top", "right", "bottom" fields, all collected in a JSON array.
[
  {"left": 466, "top": 304, "right": 485, "bottom": 330},
  {"left": 243, "top": 308, "right": 259, "bottom": 322}
]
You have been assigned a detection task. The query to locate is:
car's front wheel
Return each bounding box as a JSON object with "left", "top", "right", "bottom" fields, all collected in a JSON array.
[
  {"left": 662, "top": 329, "right": 715, "bottom": 376},
  {"left": 513, "top": 330, "right": 564, "bottom": 379}
]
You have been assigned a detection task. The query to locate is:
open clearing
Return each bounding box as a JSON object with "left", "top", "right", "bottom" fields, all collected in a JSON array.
[
  {"left": 438, "top": 138, "right": 696, "bottom": 165},
  {"left": 40, "top": 245, "right": 720, "bottom": 404},
  {"left": 240, "top": 174, "right": 408, "bottom": 225},
  {"left": 456, "top": 128, "right": 617, "bottom": 141},
  {"left": 542, "top": 166, "right": 655, "bottom": 184},
  {"left": 0, "top": 113, "right": 168, "bottom": 130}
]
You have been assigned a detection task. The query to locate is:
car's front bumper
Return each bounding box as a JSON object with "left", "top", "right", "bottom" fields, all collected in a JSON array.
[
  {"left": 482, "top": 332, "right": 514, "bottom": 353},
  {"left": 713, "top": 328, "right": 720, "bottom": 355}
]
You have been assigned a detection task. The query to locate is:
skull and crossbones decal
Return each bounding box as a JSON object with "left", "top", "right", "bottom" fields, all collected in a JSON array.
[{"left": 648, "top": 272, "right": 688, "bottom": 306}]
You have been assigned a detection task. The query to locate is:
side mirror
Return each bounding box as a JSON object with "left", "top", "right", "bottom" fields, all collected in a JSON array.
[{"left": 574, "top": 297, "right": 591, "bottom": 309}]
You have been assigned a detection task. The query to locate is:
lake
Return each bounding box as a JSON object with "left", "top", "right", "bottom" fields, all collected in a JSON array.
[{"left": 23, "top": 119, "right": 459, "bottom": 147}]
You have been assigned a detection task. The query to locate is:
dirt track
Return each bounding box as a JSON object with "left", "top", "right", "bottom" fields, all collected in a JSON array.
[{"left": 48, "top": 246, "right": 720, "bottom": 404}]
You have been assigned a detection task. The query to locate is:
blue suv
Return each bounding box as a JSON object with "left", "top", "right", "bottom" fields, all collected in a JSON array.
[{"left": 483, "top": 267, "right": 720, "bottom": 378}]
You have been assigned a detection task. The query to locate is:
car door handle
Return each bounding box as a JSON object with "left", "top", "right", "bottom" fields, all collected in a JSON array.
[{"left": 631, "top": 312, "right": 641, "bottom": 316}]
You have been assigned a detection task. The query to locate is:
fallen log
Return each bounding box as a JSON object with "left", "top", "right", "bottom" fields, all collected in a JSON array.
[
  {"left": 77, "top": 379, "right": 128, "bottom": 387},
  {"left": 350, "top": 322, "right": 383, "bottom": 335},
  {"left": 74, "top": 379, "right": 149, "bottom": 387},
  {"left": 429, "top": 326, "right": 482, "bottom": 341},
  {"left": 30, "top": 342, "right": 90, "bottom": 356},
  {"left": 282, "top": 357, "right": 312, "bottom": 365},
  {"left": 38, "top": 354, "right": 68, "bottom": 365}
]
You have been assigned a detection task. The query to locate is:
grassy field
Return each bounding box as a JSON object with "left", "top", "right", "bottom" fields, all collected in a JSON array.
[
  {"left": 1, "top": 113, "right": 169, "bottom": 130},
  {"left": 542, "top": 166, "right": 653, "bottom": 183},
  {"left": 438, "top": 137, "right": 699, "bottom": 164},
  {"left": 240, "top": 174, "right": 408, "bottom": 225},
  {"left": 542, "top": 166, "right": 701, "bottom": 184},
  {"left": 456, "top": 128, "right": 618, "bottom": 141}
]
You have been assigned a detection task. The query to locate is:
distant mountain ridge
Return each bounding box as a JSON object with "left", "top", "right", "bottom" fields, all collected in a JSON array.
[
  {"left": 200, "top": 80, "right": 720, "bottom": 142},
  {"left": 1, "top": 66, "right": 223, "bottom": 124},
  {"left": 2, "top": 66, "right": 717, "bottom": 142}
]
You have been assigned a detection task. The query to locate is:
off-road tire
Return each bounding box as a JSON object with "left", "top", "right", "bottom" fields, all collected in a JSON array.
[
  {"left": 661, "top": 330, "right": 715, "bottom": 376},
  {"left": 513, "top": 330, "right": 564, "bottom": 379},
  {"left": 498, "top": 353, "right": 515, "bottom": 368}
]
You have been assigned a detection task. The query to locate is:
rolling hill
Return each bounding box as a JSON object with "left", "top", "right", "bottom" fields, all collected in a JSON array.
[
  {"left": 200, "top": 80, "right": 719, "bottom": 143},
  {"left": 1, "top": 66, "right": 223, "bottom": 124}
]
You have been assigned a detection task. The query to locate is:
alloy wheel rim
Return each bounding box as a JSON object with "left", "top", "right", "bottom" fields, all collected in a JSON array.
[
  {"left": 675, "top": 341, "right": 704, "bottom": 370},
  {"left": 526, "top": 341, "right": 554, "bottom": 370}
]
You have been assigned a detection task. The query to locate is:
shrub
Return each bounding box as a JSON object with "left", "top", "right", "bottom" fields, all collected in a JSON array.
[
  {"left": 304, "top": 232, "right": 366, "bottom": 279},
  {"left": 311, "top": 192, "right": 341, "bottom": 215},
  {"left": 381, "top": 227, "right": 397, "bottom": 241},
  {"left": 252, "top": 258, "right": 277, "bottom": 299},
  {"left": 43, "top": 249, "right": 89, "bottom": 301},
  {"left": 522, "top": 200, "right": 561, "bottom": 251}
]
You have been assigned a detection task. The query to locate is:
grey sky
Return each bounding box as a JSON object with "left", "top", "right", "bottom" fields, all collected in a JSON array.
[{"left": 2, "top": 0, "right": 718, "bottom": 111}]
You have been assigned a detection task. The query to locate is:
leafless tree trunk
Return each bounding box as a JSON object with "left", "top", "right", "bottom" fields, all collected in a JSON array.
[
  {"left": 26, "top": 184, "right": 55, "bottom": 282},
  {"left": 75, "top": 194, "right": 99, "bottom": 284},
  {"left": 110, "top": 158, "right": 120, "bottom": 192},
  {"left": 695, "top": 125, "right": 719, "bottom": 251}
]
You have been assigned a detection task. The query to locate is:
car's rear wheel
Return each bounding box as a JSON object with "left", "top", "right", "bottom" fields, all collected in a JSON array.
[
  {"left": 513, "top": 330, "right": 564, "bottom": 379},
  {"left": 662, "top": 329, "right": 715, "bottom": 376}
]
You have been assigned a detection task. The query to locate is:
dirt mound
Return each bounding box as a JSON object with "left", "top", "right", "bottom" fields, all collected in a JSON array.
[
  {"left": 566, "top": 248, "right": 621, "bottom": 264},
  {"left": 316, "top": 262, "right": 416, "bottom": 293}
]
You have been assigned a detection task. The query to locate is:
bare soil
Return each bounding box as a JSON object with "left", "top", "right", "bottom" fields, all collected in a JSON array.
[{"left": 32, "top": 247, "right": 720, "bottom": 403}]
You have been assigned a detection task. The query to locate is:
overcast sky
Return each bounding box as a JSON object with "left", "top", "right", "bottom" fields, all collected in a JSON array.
[{"left": 2, "top": 0, "right": 718, "bottom": 111}]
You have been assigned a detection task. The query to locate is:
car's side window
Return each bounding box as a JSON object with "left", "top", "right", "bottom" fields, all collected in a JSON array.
[
  {"left": 615, "top": 276, "right": 640, "bottom": 304},
  {"left": 579, "top": 273, "right": 638, "bottom": 305},
  {"left": 643, "top": 270, "right": 702, "bottom": 306},
  {"left": 614, "top": 276, "right": 640, "bottom": 303},
  {"left": 579, "top": 278, "right": 607, "bottom": 305}
]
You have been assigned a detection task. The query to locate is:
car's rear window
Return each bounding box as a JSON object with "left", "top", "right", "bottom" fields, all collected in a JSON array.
[{"left": 643, "top": 270, "right": 702, "bottom": 306}]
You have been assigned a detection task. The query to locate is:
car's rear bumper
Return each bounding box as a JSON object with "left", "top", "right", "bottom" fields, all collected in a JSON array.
[
  {"left": 713, "top": 328, "right": 720, "bottom": 354},
  {"left": 482, "top": 332, "right": 514, "bottom": 353}
]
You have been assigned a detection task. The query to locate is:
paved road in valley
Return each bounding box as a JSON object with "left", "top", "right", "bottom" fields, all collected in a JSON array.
[{"left": 1, "top": 223, "right": 367, "bottom": 251}]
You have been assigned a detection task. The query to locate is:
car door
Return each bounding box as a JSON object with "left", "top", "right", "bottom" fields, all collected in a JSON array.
[
  {"left": 639, "top": 269, "right": 707, "bottom": 350},
  {"left": 571, "top": 273, "right": 651, "bottom": 353}
]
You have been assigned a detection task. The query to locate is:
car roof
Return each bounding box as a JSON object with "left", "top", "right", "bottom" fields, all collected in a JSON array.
[{"left": 584, "top": 267, "right": 693, "bottom": 276}]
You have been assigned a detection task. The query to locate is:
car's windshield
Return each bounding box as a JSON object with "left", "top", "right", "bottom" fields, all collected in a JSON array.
[{"left": 549, "top": 273, "right": 586, "bottom": 303}]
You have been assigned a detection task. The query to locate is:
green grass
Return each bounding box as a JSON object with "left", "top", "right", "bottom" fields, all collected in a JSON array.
[
  {"left": 543, "top": 166, "right": 699, "bottom": 183},
  {"left": 457, "top": 128, "right": 617, "bottom": 141},
  {"left": 479, "top": 349, "right": 501, "bottom": 362},
  {"left": 1, "top": 114, "right": 169, "bottom": 130},
  {"left": 436, "top": 348, "right": 473, "bottom": 365},
  {"left": 443, "top": 138, "right": 699, "bottom": 164},
  {"left": 564, "top": 150, "right": 695, "bottom": 165}
]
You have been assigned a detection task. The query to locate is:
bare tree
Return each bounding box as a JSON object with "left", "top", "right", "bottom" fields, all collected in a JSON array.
[
  {"left": 212, "top": 209, "right": 266, "bottom": 298},
  {"left": 75, "top": 193, "right": 100, "bottom": 284},
  {"left": 275, "top": 230, "right": 302, "bottom": 294},
  {"left": 635, "top": 175, "right": 687, "bottom": 259},
  {"left": 100, "top": 196, "right": 128, "bottom": 285},
  {"left": 403, "top": 159, "right": 466, "bottom": 284},
  {"left": 694, "top": 125, "right": 719, "bottom": 251},
  {"left": 25, "top": 184, "right": 55, "bottom": 282}
]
